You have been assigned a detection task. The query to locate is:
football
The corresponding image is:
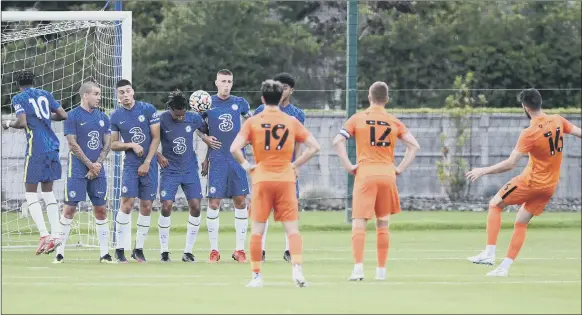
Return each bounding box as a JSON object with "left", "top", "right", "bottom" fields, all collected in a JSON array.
[{"left": 189, "top": 90, "right": 212, "bottom": 112}]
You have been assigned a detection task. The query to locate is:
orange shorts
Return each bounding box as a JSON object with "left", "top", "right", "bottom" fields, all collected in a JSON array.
[
  {"left": 352, "top": 175, "right": 401, "bottom": 219},
  {"left": 497, "top": 177, "right": 557, "bottom": 216},
  {"left": 250, "top": 181, "right": 298, "bottom": 222}
]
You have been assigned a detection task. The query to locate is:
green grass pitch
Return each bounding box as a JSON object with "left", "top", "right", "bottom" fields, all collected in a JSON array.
[{"left": 2, "top": 211, "right": 581, "bottom": 314}]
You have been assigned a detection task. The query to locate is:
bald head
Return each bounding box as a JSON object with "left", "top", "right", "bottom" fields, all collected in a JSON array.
[
  {"left": 79, "top": 81, "right": 101, "bottom": 109},
  {"left": 368, "top": 81, "right": 389, "bottom": 105}
]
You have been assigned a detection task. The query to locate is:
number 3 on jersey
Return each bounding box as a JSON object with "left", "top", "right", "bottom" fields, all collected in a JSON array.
[
  {"left": 367, "top": 120, "right": 391, "bottom": 147},
  {"left": 28, "top": 96, "right": 50, "bottom": 120},
  {"left": 262, "top": 123, "right": 289, "bottom": 150}
]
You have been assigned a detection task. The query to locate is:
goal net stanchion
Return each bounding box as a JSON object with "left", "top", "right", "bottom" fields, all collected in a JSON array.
[{"left": 1, "top": 10, "right": 132, "bottom": 250}]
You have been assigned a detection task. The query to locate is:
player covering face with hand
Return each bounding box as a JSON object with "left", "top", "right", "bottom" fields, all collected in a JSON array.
[
  {"left": 110, "top": 79, "right": 161, "bottom": 263},
  {"left": 2, "top": 70, "right": 68, "bottom": 255},
  {"left": 466, "top": 88, "right": 582, "bottom": 277},
  {"left": 156, "top": 90, "right": 210, "bottom": 263},
  {"left": 333, "top": 81, "right": 420, "bottom": 281},
  {"left": 55, "top": 81, "right": 113, "bottom": 264},
  {"left": 230, "top": 79, "right": 321, "bottom": 288}
]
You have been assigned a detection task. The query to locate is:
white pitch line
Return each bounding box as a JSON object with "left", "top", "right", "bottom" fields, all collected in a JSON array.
[
  {"left": 3, "top": 280, "right": 580, "bottom": 287},
  {"left": 3, "top": 273, "right": 580, "bottom": 280}
]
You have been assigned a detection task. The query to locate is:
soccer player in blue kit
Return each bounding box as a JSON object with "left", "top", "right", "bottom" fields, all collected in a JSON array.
[
  {"left": 156, "top": 90, "right": 210, "bottom": 263},
  {"left": 253, "top": 73, "right": 305, "bottom": 262},
  {"left": 200, "top": 69, "right": 251, "bottom": 263},
  {"left": 110, "top": 79, "right": 161, "bottom": 263},
  {"left": 2, "top": 70, "right": 68, "bottom": 255},
  {"left": 54, "top": 81, "right": 113, "bottom": 263}
]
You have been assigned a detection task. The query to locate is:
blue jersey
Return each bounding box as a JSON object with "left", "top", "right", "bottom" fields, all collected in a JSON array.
[
  {"left": 201, "top": 95, "right": 250, "bottom": 161},
  {"left": 11, "top": 88, "right": 61, "bottom": 156},
  {"left": 159, "top": 111, "right": 206, "bottom": 173},
  {"left": 110, "top": 101, "right": 160, "bottom": 167},
  {"left": 64, "top": 106, "right": 111, "bottom": 178},
  {"left": 254, "top": 103, "right": 305, "bottom": 161}
]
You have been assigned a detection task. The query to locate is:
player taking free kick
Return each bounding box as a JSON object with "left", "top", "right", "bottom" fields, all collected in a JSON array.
[
  {"left": 466, "top": 88, "right": 581, "bottom": 277},
  {"left": 230, "top": 80, "right": 320, "bottom": 288},
  {"left": 333, "top": 81, "right": 420, "bottom": 281}
]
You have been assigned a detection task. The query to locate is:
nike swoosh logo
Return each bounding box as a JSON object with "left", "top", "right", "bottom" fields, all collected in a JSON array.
[
  {"left": 120, "top": 121, "right": 126, "bottom": 124},
  {"left": 80, "top": 122, "right": 87, "bottom": 126},
  {"left": 151, "top": 193, "right": 156, "bottom": 196},
  {"left": 165, "top": 130, "right": 171, "bottom": 133}
]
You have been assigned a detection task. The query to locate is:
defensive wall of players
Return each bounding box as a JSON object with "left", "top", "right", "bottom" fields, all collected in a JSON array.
[{"left": 1, "top": 112, "right": 580, "bottom": 203}]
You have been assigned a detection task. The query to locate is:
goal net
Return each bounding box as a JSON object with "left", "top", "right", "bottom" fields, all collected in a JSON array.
[{"left": 1, "top": 11, "right": 132, "bottom": 249}]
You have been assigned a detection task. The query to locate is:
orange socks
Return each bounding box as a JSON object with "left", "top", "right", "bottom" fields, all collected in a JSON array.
[
  {"left": 507, "top": 222, "right": 528, "bottom": 260},
  {"left": 250, "top": 233, "right": 262, "bottom": 273},
  {"left": 487, "top": 205, "right": 502, "bottom": 245},
  {"left": 351, "top": 227, "right": 366, "bottom": 264},
  {"left": 376, "top": 227, "right": 389, "bottom": 268},
  {"left": 287, "top": 233, "right": 303, "bottom": 265}
]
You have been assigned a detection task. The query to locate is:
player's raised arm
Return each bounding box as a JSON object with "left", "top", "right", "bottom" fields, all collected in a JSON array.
[
  {"left": 560, "top": 115, "right": 582, "bottom": 139},
  {"left": 466, "top": 142, "right": 527, "bottom": 182},
  {"left": 3, "top": 97, "right": 28, "bottom": 130},
  {"left": 395, "top": 132, "right": 420, "bottom": 175}
]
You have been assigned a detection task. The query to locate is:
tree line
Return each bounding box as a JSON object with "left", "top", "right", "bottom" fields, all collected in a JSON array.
[{"left": 1, "top": 1, "right": 580, "bottom": 112}]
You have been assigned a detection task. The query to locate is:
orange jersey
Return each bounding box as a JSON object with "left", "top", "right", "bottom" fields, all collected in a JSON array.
[
  {"left": 239, "top": 106, "right": 310, "bottom": 184},
  {"left": 340, "top": 106, "right": 408, "bottom": 177},
  {"left": 515, "top": 114, "right": 574, "bottom": 188}
]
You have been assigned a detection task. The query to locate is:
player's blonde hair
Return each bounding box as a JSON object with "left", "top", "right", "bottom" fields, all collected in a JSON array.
[
  {"left": 79, "top": 81, "right": 99, "bottom": 98},
  {"left": 369, "top": 81, "right": 389, "bottom": 104}
]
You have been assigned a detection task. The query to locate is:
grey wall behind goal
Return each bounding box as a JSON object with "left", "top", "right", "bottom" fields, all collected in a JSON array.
[{"left": 1, "top": 113, "right": 580, "bottom": 211}]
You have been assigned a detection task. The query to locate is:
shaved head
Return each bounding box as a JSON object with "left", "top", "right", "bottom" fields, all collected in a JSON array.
[
  {"left": 369, "top": 81, "right": 389, "bottom": 105},
  {"left": 79, "top": 81, "right": 99, "bottom": 96}
]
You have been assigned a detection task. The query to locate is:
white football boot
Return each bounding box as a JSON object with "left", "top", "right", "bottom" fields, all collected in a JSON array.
[
  {"left": 468, "top": 250, "right": 495, "bottom": 265},
  {"left": 375, "top": 267, "right": 387, "bottom": 280},
  {"left": 292, "top": 264, "right": 308, "bottom": 288},
  {"left": 486, "top": 266, "right": 509, "bottom": 277},
  {"left": 349, "top": 264, "right": 364, "bottom": 281},
  {"left": 246, "top": 273, "right": 264, "bottom": 288}
]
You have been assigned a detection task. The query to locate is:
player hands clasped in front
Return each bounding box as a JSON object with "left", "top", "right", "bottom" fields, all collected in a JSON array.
[
  {"left": 55, "top": 81, "right": 113, "bottom": 264},
  {"left": 230, "top": 80, "right": 321, "bottom": 288},
  {"left": 466, "top": 88, "right": 581, "bottom": 277},
  {"left": 110, "top": 79, "right": 161, "bottom": 263},
  {"left": 333, "top": 82, "right": 420, "bottom": 281},
  {"left": 253, "top": 73, "right": 306, "bottom": 262},
  {"left": 156, "top": 90, "right": 210, "bottom": 263},
  {"left": 2, "top": 70, "right": 68, "bottom": 255},
  {"left": 199, "top": 69, "right": 252, "bottom": 263}
]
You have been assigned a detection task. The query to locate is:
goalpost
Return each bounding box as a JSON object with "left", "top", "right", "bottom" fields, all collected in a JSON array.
[{"left": 1, "top": 11, "right": 132, "bottom": 250}]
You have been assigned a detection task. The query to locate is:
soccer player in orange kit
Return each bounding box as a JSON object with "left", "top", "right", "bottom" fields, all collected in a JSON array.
[
  {"left": 230, "top": 80, "right": 321, "bottom": 287},
  {"left": 332, "top": 81, "right": 420, "bottom": 281},
  {"left": 466, "top": 88, "right": 582, "bottom": 277}
]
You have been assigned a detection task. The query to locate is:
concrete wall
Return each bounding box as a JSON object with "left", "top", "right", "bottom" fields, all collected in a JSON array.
[{"left": 1, "top": 113, "right": 580, "bottom": 208}]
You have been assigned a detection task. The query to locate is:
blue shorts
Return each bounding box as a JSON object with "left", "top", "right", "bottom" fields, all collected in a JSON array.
[
  {"left": 160, "top": 170, "right": 202, "bottom": 201},
  {"left": 207, "top": 159, "right": 249, "bottom": 198},
  {"left": 65, "top": 176, "right": 107, "bottom": 207},
  {"left": 24, "top": 151, "right": 61, "bottom": 184},
  {"left": 121, "top": 162, "right": 159, "bottom": 200}
]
